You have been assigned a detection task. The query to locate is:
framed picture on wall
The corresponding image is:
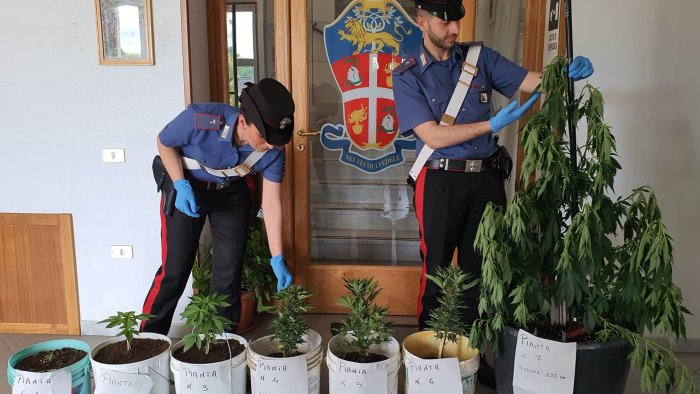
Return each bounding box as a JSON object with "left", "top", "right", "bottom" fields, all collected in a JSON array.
[{"left": 94, "top": 0, "right": 154, "bottom": 65}]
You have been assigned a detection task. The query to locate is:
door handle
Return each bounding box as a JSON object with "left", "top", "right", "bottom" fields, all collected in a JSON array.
[{"left": 297, "top": 130, "right": 321, "bottom": 138}]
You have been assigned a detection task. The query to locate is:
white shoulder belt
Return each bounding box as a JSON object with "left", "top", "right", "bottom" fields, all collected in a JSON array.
[{"left": 408, "top": 45, "right": 483, "bottom": 181}]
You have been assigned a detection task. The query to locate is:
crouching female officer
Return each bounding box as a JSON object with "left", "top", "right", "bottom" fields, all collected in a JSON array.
[{"left": 141, "top": 78, "right": 295, "bottom": 335}]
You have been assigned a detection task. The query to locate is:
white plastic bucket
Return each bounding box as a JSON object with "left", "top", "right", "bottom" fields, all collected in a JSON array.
[
  {"left": 170, "top": 333, "right": 248, "bottom": 394},
  {"left": 90, "top": 333, "right": 172, "bottom": 394},
  {"left": 326, "top": 333, "right": 401, "bottom": 394},
  {"left": 247, "top": 329, "right": 323, "bottom": 394},
  {"left": 402, "top": 331, "right": 480, "bottom": 394}
]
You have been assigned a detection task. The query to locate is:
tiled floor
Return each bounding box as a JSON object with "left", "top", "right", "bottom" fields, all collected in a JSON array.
[{"left": 3, "top": 314, "right": 699, "bottom": 393}]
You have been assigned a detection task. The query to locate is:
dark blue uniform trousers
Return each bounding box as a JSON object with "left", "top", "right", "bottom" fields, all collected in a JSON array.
[
  {"left": 141, "top": 177, "right": 250, "bottom": 335},
  {"left": 414, "top": 166, "right": 506, "bottom": 329}
]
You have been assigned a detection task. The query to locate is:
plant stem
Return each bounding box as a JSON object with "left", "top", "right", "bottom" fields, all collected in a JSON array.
[{"left": 438, "top": 332, "right": 447, "bottom": 359}]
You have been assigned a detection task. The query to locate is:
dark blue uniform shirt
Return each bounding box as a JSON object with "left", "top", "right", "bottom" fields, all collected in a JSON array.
[
  {"left": 159, "top": 103, "right": 285, "bottom": 183},
  {"left": 393, "top": 43, "right": 528, "bottom": 160}
]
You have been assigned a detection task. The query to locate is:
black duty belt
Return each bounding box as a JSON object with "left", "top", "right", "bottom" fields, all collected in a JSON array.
[
  {"left": 188, "top": 177, "right": 242, "bottom": 191},
  {"left": 424, "top": 157, "right": 493, "bottom": 172}
]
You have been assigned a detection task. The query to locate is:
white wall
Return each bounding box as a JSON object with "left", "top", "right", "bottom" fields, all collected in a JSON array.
[
  {"left": 0, "top": 1, "right": 188, "bottom": 334},
  {"left": 573, "top": 1, "right": 700, "bottom": 343}
]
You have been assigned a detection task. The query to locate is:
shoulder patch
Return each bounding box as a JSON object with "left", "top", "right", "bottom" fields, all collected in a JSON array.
[
  {"left": 195, "top": 113, "right": 222, "bottom": 130},
  {"left": 392, "top": 58, "right": 416, "bottom": 75}
]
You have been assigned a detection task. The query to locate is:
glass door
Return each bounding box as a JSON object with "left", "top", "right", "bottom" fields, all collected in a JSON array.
[
  {"left": 291, "top": 0, "right": 421, "bottom": 315},
  {"left": 290, "top": 0, "right": 429, "bottom": 315}
]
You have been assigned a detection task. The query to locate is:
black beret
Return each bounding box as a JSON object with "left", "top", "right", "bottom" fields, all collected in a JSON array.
[
  {"left": 240, "top": 78, "right": 295, "bottom": 146},
  {"left": 415, "top": 0, "right": 465, "bottom": 21}
]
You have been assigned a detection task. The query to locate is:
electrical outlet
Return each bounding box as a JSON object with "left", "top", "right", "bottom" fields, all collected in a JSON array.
[
  {"left": 102, "top": 148, "right": 126, "bottom": 163},
  {"left": 110, "top": 245, "right": 133, "bottom": 259}
]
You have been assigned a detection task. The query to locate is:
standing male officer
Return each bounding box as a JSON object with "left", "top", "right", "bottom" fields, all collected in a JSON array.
[
  {"left": 141, "top": 78, "right": 296, "bottom": 335},
  {"left": 393, "top": 0, "right": 593, "bottom": 352}
]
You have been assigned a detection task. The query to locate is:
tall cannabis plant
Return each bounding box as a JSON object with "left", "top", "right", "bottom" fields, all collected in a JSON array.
[
  {"left": 337, "top": 277, "right": 392, "bottom": 363},
  {"left": 470, "top": 56, "right": 695, "bottom": 393},
  {"left": 269, "top": 284, "right": 312, "bottom": 357},
  {"left": 426, "top": 266, "right": 477, "bottom": 359}
]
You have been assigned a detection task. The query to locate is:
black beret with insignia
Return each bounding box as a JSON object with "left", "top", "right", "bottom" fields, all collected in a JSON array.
[
  {"left": 415, "top": 0, "right": 465, "bottom": 21},
  {"left": 240, "top": 78, "right": 295, "bottom": 146}
]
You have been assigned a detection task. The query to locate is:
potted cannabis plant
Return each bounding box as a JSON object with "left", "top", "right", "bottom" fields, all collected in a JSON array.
[
  {"left": 241, "top": 228, "right": 277, "bottom": 315},
  {"left": 402, "top": 266, "right": 481, "bottom": 393},
  {"left": 327, "top": 277, "right": 401, "bottom": 394},
  {"left": 90, "top": 311, "right": 171, "bottom": 393},
  {"left": 470, "top": 56, "right": 696, "bottom": 393},
  {"left": 247, "top": 284, "right": 323, "bottom": 394},
  {"left": 8, "top": 339, "right": 92, "bottom": 393},
  {"left": 170, "top": 293, "right": 248, "bottom": 393},
  {"left": 193, "top": 228, "right": 275, "bottom": 333}
]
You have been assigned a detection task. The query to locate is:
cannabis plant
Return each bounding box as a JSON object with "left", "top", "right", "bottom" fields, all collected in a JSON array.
[
  {"left": 336, "top": 277, "right": 392, "bottom": 363},
  {"left": 181, "top": 293, "right": 233, "bottom": 354},
  {"left": 99, "top": 311, "right": 152, "bottom": 352},
  {"left": 192, "top": 247, "right": 213, "bottom": 295},
  {"left": 471, "top": 56, "right": 695, "bottom": 393},
  {"left": 425, "top": 266, "right": 477, "bottom": 359},
  {"left": 268, "top": 284, "right": 312, "bottom": 357},
  {"left": 242, "top": 229, "right": 276, "bottom": 313}
]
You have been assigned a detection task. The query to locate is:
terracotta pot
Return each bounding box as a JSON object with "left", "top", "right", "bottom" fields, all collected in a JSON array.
[{"left": 237, "top": 290, "right": 256, "bottom": 333}]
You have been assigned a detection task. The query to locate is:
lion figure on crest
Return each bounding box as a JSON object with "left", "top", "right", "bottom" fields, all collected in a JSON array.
[{"left": 338, "top": 19, "right": 405, "bottom": 55}]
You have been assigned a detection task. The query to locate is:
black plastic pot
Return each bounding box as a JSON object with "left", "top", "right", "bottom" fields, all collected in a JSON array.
[{"left": 495, "top": 326, "right": 632, "bottom": 394}]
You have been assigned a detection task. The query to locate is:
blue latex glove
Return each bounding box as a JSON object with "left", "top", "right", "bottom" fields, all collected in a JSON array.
[
  {"left": 173, "top": 179, "right": 200, "bottom": 218},
  {"left": 270, "top": 255, "right": 293, "bottom": 292},
  {"left": 489, "top": 91, "right": 542, "bottom": 133},
  {"left": 567, "top": 56, "right": 594, "bottom": 81}
]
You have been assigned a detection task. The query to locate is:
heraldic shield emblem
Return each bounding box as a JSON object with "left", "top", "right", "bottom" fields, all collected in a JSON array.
[{"left": 321, "top": 0, "right": 421, "bottom": 173}]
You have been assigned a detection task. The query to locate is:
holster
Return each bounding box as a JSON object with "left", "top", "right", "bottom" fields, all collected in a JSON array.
[
  {"left": 406, "top": 176, "right": 416, "bottom": 190},
  {"left": 152, "top": 155, "right": 176, "bottom": 216},
  {"left": 493, "top": 145, "right": 513, "bottom": 181}
]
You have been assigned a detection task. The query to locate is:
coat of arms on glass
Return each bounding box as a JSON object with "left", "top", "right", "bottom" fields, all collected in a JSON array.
[{"left": 322, "top": 0, "right": 421, "bottom": 173}]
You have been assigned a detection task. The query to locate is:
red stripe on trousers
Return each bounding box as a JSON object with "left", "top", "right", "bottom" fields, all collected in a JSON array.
[
  {"left": 141, "top": 195, "right": 169, "bottom": 330},
  {"left": 414, "top": 167, "right": 428, "bottom": 322}
]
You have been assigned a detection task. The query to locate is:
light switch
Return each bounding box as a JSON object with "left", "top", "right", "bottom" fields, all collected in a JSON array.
[
  {"left": 110, "top": 245, "right": 133, "bottom": 259},
  {"left": 102, "top": 148, "right": 125, "bottom": 163}
]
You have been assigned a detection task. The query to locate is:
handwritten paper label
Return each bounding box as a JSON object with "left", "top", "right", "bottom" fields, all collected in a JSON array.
[
  {"left": 252, "top": 354, "right": 308, "bottom": 394},
  {"left": 405, "top": 357, "right": 462, "bottom": 394},
  {"left": 95, "top": 370, "right": 153, "bottom": 394},
  {"left": 179, "top": 363, "right": 230, "bottom": 393},
  {"left": 12, "top": 370, "right": 71, "bottom": 394},
  {"left": 513, "top": 329, "right": 576, "bottom": 394},
  {"left": 332, "top": 358, "right": 387, "bottom": 394}
]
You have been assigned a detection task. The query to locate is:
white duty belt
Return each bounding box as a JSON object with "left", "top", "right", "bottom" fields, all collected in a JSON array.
[
  {"left": 408, "top": 45, "right": 483, "bottom": 181},
  {"left": 181, "top": 150, "right": 266, "bottom": 179}
]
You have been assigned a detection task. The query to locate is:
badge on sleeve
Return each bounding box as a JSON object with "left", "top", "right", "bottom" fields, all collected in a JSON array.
[
  {"left": 218, "top": 124, "right": 232, "bottom": 142},
  {"left": 480, "top": 92, "right": 489, "bottom": 103},
  {"left": 195, "top": 113, "right": 221, "bottom": 130}
]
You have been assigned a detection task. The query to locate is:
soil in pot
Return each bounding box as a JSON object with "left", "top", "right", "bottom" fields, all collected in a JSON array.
[
  {"left": 94, "top": 338, "right": 170, "bottom": 364},
  {"left": 340, "top": 352, "right": 388, "bottom": 363},
  {"left": 14, "top": 348, "right": 87, "bottom": 372},
  {"left": 267, "top": 351, "right": 304, "bottom": 358},
  {"left": 172, "top": 339, "right": 245, "bottom": 363}
]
